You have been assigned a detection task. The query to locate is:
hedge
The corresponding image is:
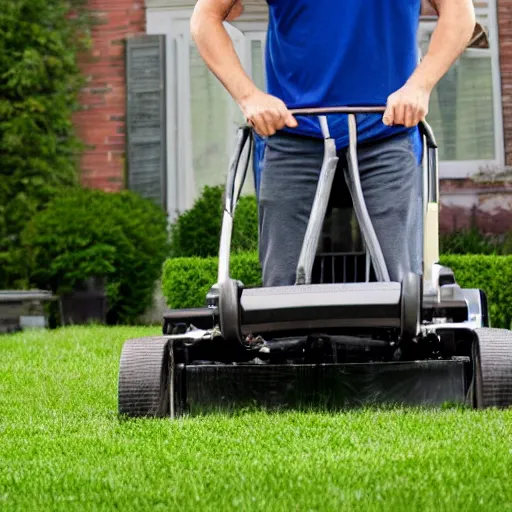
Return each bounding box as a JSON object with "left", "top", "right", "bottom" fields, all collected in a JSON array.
[
  {"left": 167, "top": 185, "right": 512, "bottom": 261},
  {"left": 22, "top": 188, "right": 170, "bottom": 325},
  {"left": 0, "top": 0, "right": 92, "bottom": 288},
  {"left": 162, "top": 252, "right": 261, "bottom": 312},
  {"left": 169, "top": 185, "right": 258, "bottom": 258},
  {"left": 162, "top": 253, "right": 512, "bottom": 329},
  {"left": 440, "top": 255, "right": 512, "bottom": 330}
]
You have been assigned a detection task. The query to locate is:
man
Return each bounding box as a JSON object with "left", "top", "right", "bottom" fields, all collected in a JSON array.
[{"left": 190, "top": 0, "right": 476, "bottom": 287}]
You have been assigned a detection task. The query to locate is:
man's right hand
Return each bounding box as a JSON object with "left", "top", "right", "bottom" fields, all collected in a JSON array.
[
  {"left": 191, "top": 0, "right": 297, "bottom": 138},
  {"left": 239, "top": 89, "right": 298, "bottom": 137}
]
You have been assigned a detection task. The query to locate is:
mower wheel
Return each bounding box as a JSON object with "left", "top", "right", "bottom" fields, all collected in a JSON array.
[
  {"left": 401, "top": 271, "right": 421, "bottom": 344},
  {"left": 118, "top": 336, "right": 171, "bottom": 417},
  {"left": 218, "top": 278, "right": 242, "bottom": 344},
  {"left": 472, "top": 327, "right": 512, "bottom": 408}
]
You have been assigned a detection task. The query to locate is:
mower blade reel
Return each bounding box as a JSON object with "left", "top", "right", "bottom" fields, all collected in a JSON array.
[{"left": 172, "top": 359, "right": 470, "bottom": 416}]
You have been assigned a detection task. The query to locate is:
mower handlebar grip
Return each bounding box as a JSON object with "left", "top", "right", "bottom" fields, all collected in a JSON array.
[
  {"left": 287, "top": 106, "right": 437, "bottom": 149},
  {"left": 289, "top": 106, "right": 386, "bottom": 115}
]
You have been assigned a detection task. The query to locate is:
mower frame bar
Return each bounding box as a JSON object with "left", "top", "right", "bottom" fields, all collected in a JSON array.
[{"left": 217, "top": 106, "right": 439, "bottom": 289}]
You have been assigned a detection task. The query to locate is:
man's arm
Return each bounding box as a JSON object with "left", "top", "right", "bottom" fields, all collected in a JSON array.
[
  {"left": 190, "top": 1, "right": 254, "bottom": 107},
  {"left": 190, "top": 0, "right": 296, "bottom": 136},
  {"left": 383, "top": 0, "right": 476, "bottom": 127},
  {"left": 411, "top": 0, "right": 475, "bottom": 92}
]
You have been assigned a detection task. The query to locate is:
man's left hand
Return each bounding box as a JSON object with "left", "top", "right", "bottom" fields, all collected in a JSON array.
[{"left": 382, "top": 82, "right": 431, "bottom": 128}]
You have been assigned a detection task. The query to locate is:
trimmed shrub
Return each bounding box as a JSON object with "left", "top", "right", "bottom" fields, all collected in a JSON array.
[
  {"left": 169, "top": 185, "right": 258, "bottom": 258},
  {"left": 22, "top": 188, "right": 170, "bottom": 324},
  {"left": 0, "top": 0, "right": 92, "bottom": 288},
  {"left": 169, "top": 186, "right": 512, "bottom": 261},
  {"left": 440, "top": 254, "right": 512, "bottom": 330},
  {"left": 162, "top": 252, "right": 512, "bottom": 329},
  {"left": 162, "top": 252, "right": 261, "bottom": 311}
]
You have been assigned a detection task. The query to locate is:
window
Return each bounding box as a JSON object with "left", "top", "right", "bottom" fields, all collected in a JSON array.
[
  {"left": 188, "top": 37, "right": 239, "bottom": 197},
  {"left": 152, "top": 16, "right": 265, "bottom": 216},
  {"left": 245, "top": 36, "right": 266, "bottom": 92},
  {"left": 418, "top": 1, "right": 504, "bottom": 178}
]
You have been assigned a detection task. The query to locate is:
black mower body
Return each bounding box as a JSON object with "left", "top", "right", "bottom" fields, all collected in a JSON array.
[{"left": 118, "top": 108, "right": 512, "bottom": 418}]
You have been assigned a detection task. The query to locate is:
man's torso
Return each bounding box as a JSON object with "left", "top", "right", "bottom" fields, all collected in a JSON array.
[{"left": 264, "top": 0, "right": 422, "bottom": 150}]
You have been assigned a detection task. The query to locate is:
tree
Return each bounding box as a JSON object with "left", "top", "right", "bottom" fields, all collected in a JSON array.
[{"left": 0, "top": 0, "right": 91, "bottom": 288}]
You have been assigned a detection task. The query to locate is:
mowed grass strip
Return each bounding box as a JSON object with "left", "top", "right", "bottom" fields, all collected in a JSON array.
[{"left": 1, "top": 326, "right": 512, "bottom": 511}]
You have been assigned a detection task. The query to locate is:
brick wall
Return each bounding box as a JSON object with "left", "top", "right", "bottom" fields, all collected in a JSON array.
[
  {"left": 73, "top": 0, "right": 145, "bottom": 191},
  {"left": 439, "top": 178, "right": 512, "bottom": 232},
  {"left": 498, "top": 0, "right": 512, "bottom": 166}
]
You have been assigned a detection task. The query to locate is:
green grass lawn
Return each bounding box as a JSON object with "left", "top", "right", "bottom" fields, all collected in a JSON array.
[{"left": 1, "top": 326, "right": 512, "bottom": 511}]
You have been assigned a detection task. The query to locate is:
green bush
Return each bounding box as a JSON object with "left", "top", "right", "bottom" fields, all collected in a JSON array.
[
  {"left": 169, "top": 185, "right": 258, "bottom": 258},
  {"left": 162, "top": 252, "right": 261, "bottom": 311},
  {"left": 171, "top": 187, "right": 512, "bottom": 260},
  {"left": 170, "top": 186, "right": 512, "bottom": 261},
  {"left": 162, "top": 252, "right": 512, "bottom": 329},
  {"left": 22, "top": 188, "right": 170, "bottom": 324},
  {"left": 440, "top": 254, "right": 512, "bottom": 330},
  {"left": 439, "top": 227, "right": 505, "bottom": 255},
  {"left": 0, "top": 0, "right": 92, "bottom": 288}
]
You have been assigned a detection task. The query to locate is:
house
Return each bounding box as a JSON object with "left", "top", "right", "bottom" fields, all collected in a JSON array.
[{"left": 73, "top": 0, "right": 512, "bottom": 233}]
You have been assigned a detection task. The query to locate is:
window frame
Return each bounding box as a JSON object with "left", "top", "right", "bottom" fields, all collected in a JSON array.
[{"left": 417, "top": 1, "right": 504, "bottom": 179}]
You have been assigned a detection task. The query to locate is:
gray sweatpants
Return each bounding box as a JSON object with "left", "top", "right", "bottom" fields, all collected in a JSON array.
[{"left": 257, "top": 130, "right": 423, "bottom": 287}]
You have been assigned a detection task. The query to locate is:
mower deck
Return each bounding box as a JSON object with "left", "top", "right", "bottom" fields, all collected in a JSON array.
[
  {"left": 119, "top": 323, "right": 485, "bottom": 418},
  {"left": 173, "top": 359, "right": 470, "bottom": 416}
]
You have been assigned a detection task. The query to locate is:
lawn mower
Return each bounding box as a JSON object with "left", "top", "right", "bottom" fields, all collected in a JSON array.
[{"left": 118, "top": 106, "right": 512, "bottom": 418}]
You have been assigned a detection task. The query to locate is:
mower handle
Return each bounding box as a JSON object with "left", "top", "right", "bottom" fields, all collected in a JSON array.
[
  {"left": 288, "top": 106, "right": 437, "bottom": 148},
  {"left": 218, "top": 105, "right": 439, "bottom": 285},
  {"left": 289, "top": 106, "right": 386, "bottom": 115},
  {"left": 288, "top": 106, "right": 438, "bottom": 285}
]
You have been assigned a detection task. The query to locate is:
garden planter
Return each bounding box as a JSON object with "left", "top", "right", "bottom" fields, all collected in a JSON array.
[{"left": 59, "top": 277, "right": 108, "bottom": 325}]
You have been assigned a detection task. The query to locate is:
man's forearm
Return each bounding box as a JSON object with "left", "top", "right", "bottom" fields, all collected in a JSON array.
[
  {"left": 409, "top": 0, "right": 475, "bottom": 92},
  {"left": 190, "top": 1, "right": 258, "bottom": 104}
]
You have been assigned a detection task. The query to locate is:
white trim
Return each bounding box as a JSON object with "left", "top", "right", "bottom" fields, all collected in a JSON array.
[
  {"left": 224, "top": 24, "right": 247, "bottom": 169},
  {"left": 438, "top": 160, "right": 502, "bottom": 180},
  {"left": 146, "top": 0, "right": 189, "bottom": 8},
  {"left": 464, "top": 49, "right": 492, "bottom": 59},
  {"left": 146, "top": 10, "right": 178, "bottom": 219},
  {"left": 488, "top": 0, "right": 505, "bottom": 176},
  {"left": 147, "top": 9, "right": 193, "bottom": 216},
  {"left": 230, "top": 21, "right": 268, "bottom": 32},
  {"left": 174, "top": 19, "right": 195, "bottom": 211},
  {"left": 148, "top": 8, "right": 264, "bottom": 214},
  {"left": 244, "top": 30, "right": 268, "bottom": 90}
]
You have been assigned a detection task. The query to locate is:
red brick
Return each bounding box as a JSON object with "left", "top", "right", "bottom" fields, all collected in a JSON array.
[
  {"left": 73, "top": 0, "right": 144, "bottom": 190},
  {"left": 440, "top": 204, "right": 512, "bottom": 235}
]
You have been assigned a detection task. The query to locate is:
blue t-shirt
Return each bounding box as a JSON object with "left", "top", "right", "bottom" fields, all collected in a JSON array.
[
  {"left": 265, "top": 0, "right": 422, "bottom": 147},
  {"left": 252, "top": 0, "right": 423, "bottom": 194}
]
